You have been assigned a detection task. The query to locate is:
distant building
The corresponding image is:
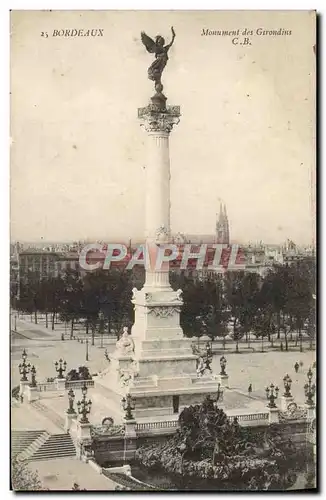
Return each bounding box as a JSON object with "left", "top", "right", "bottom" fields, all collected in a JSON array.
[{"left": 216, "top": 203, "right": 230, "bottom": 245}]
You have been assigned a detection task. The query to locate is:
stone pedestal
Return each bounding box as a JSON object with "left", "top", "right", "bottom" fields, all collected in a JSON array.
[
  {"left": 281, "top": 395, "right": 294, "bottom": 411},
  {"left": 219, "top": 374, "right": 229, "bottom": 389},
  {"left": 305, "top": 404, "right": 316, "bottom": 420},
  {"left": 124, "top": 419, "right": 137, "bottom": 438},
  {"left": 19, "top": 380, "right": 29, "bottom": 398},
  {"left": 56, "top": 377, "right": 66, "bottom": 391},
  {"left": 26, "top": 385, "right": 39, "bottom": 403},
  {"left": 77, "top": 421, "right": 92, "bottom": 440},
  {"left": 268, "top": 407, "right": 279, "bottom": 424},
  {"left": 65, "top": 411, "right": 77, "bottom": 433}
]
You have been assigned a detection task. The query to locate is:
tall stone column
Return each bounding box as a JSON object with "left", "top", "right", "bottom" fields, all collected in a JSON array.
[
  {"left": 132, "top": 105, "right": 184, "bottom": 351},
  {"left": 139, "top": 105, "right": 180, "bottom": 290}
]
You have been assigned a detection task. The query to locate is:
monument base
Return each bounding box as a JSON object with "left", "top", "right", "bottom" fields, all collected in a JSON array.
[{"left": 96, "top": 335, "right": 219, "bottom": 419}]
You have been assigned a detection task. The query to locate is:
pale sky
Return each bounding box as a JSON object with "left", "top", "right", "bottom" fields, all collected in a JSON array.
[{"left": 10, "top": 10, "right": 316, "bottom": 245}]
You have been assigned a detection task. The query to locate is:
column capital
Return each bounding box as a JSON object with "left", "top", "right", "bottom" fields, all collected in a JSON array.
[{"left": 138, "top": 105, "right": 181, "bottom": 134}]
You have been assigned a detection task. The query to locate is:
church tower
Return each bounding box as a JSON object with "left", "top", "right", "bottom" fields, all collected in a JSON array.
[{"left": 216, "top": 203, "right": 230, "bottom": 244}]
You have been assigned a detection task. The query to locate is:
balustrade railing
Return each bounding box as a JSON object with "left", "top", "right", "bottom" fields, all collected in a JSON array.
[
  {"left": 227, "top": 412, "right": 269, "bottom": 422},
  {"left": 65, "top": 380, "right": 94, "bottom": 390},
  {"left": 135, "top": 420, "right": 179, "bottom": 432},
  {"left": 37, "top": 382, "right": 57, "bottom": 392}
]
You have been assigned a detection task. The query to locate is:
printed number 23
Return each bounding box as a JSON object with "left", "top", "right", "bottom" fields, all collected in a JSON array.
[{"left": 41, "top": 32, "right": 48, "bottom": 38}]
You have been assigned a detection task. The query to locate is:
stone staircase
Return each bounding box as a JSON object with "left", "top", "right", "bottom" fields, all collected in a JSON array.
[
  {"left": 31, "top": 401, "right": 65, "bottom": 430},
  {"left": 12, "top": 430, "right": 44, "bottom": 458},
  {"left": 31, "top": 434, "right": 76, "bottom": 461},
  {"left": 19, "top": 431, "right": 50, "bottom": 461}
]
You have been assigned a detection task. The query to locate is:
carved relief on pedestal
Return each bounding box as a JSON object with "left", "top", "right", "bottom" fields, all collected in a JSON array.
[
  {"left": 171, "top": 289, "right": 183, "bottom": 303},
  {"left": 144, "top": 292, "right": 153, "bottom": 302},
  {"left": 148, "top": 306, "right": 181, "bottom": 318},
  {"left": 156, "top": 225, "right": 170, "bottom": 243},
  {"left": 116, "top": 327, "right": 135, "bottom": 355}
]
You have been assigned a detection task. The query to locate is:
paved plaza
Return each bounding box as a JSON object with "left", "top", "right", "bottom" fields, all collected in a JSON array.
[
  {"left": 11, "top": 315, "right": 316, "bottom": 434},
  {"left": 28, "top": 458, "right": 115, "bottom": 490}
]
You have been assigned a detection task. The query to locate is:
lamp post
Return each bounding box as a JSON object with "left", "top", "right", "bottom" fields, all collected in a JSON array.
[
  {"left": 220, "top": 356, "right": 227, "bottom": 376},
  {"left": 299, "top": 332, "right": 303, "bottom": 353},
  {"left": 121, "top": 393, "right": 135, "bottom": 420},
  {"left": 99, "top": 311, "right": 104, "bottom": 349},
  {"left": 76, "top": 384, "right": 92, "bottom": 423},
  {"left": 304, "top": 368, "right": 316, "bottom": 407},
  {"left": 55, "top": 359, "right": 67, "bottom": 379},
  {"left": 19, "top": 349, "right": 31, "bottom": 382},
  {"left": 266, "top": 383, "right": 279, "bottom": 408},
  {"left": 86, "top": 337, "right": 89, "bottom": 361},
  {"left": 29, "top": 365, "right": 37, "bottom": 387},
  {"left": 283, "top": 374, "right": 292, "bottom": 398},
  {"left": 67, "top": 388, "right": 76, "bottom": 414}
]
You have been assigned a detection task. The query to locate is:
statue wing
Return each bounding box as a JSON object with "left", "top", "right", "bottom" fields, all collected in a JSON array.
[{"left": 141, "top": 31, "right": 156, "bottom": 53}]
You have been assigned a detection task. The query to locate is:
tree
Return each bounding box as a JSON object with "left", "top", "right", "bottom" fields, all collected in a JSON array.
[
  {"left": 60, "top": 269, "right": 84, "bottom": 339},
  {"left": 11, "top": 458, "right": 46, "bottom": 491},
  {"left": 224, "top": 271, "right": 261, "bottom": 352}
]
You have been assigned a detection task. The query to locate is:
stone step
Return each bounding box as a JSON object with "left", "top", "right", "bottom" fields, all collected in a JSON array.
[
  {"left": 30, "top": 434, "right": 76, "bottom": 461},
  {"left": 19, "top": 431, "right": 50, "bottom": 460},
  {"left": 12, "top": 430, "right": 44, "bottom": 457}
]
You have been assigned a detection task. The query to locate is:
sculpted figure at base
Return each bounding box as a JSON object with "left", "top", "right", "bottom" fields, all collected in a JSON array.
[{"left": 116, "top": 327, "right": 134, "bottom": 355}]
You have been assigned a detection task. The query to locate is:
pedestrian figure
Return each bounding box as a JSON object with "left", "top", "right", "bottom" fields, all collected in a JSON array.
[
  {"left": 20, "top": 394, "right": 24, "bottom": 403},
  {"left": 294, "top": 362, "right": 299, "bottom": 373},
  {"left": 280, "top": 342, "right": 284, "bottom": 351},
  {"left": 248, "top": 383, "right": 252, "bottom": 396},
  {"left": 299, "top": 360, "right": 304, "bottom": 368},
  {"left": 104, "top": 349, "right": 110, "bottom": 362}
]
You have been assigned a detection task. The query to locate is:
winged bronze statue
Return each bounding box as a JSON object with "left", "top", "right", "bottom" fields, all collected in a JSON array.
[{"left": 141, "top": 27, "right": 176, "bottom": 93}]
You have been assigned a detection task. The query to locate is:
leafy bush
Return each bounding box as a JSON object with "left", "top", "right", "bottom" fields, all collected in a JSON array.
[
  {"left": 66, "top": 366, "right": 92, "bottom": 381},
  {"left": 11, "top": 386, "right": 20, "bottom": 400},
  {"left": 136, "top": 396, "right": 299, "bottom": 490},
  {"left": 11, "top": 458, "right": 47, "bottom": 491}
]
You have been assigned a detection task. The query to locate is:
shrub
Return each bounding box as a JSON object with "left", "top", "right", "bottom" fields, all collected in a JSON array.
[{"left": 11, "top": 386, "right": 20, "bottom": 400}]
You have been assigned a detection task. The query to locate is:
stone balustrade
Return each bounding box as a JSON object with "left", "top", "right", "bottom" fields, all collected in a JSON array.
[
  {"left": 65, "top": 380, "right": 95, "bottom": 390},
  {"left": 227, "top": 412, "right": 269, "bottom": 423},
  {"left": 135, "top": 420, "right": 179, "bottom": 433},
  {"left": 37, "top": 382, "right": 58, "bottom": 392}
]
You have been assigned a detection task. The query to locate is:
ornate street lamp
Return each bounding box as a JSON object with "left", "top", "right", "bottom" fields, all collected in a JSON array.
[
  {"left": 55, "top": 359, "right": 67, "bottom": 379},
  {"left": 121, "top": 393, "right": 135, "bottom": 420},
  {"left": 76, "top": 384, "right": 92, "bottom": 423},
  {"left": 19, "top": 349, "right": 31, "bottom": 382},
  {"left": 29, "top": 365, "right": 37, "bottom": 388},
  {"left": 220, "top": 356, "right": 227, "bottom": 376},
  {"left": 266, "top": 383, "right": 279, "bottom": 408},
  {"left": 283, "top": 374, "right": 292, "bottom": 398},
  {"left": 67, "top": 388, "right": 76, "bottom": 414},
  {"left": 304, "top": 367, "right": 316, "bottom": 407}
]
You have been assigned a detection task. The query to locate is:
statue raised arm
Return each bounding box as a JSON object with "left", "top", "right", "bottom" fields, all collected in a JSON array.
[{"left": 141, "top": 27, "right": 176, "bottom": 94}]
